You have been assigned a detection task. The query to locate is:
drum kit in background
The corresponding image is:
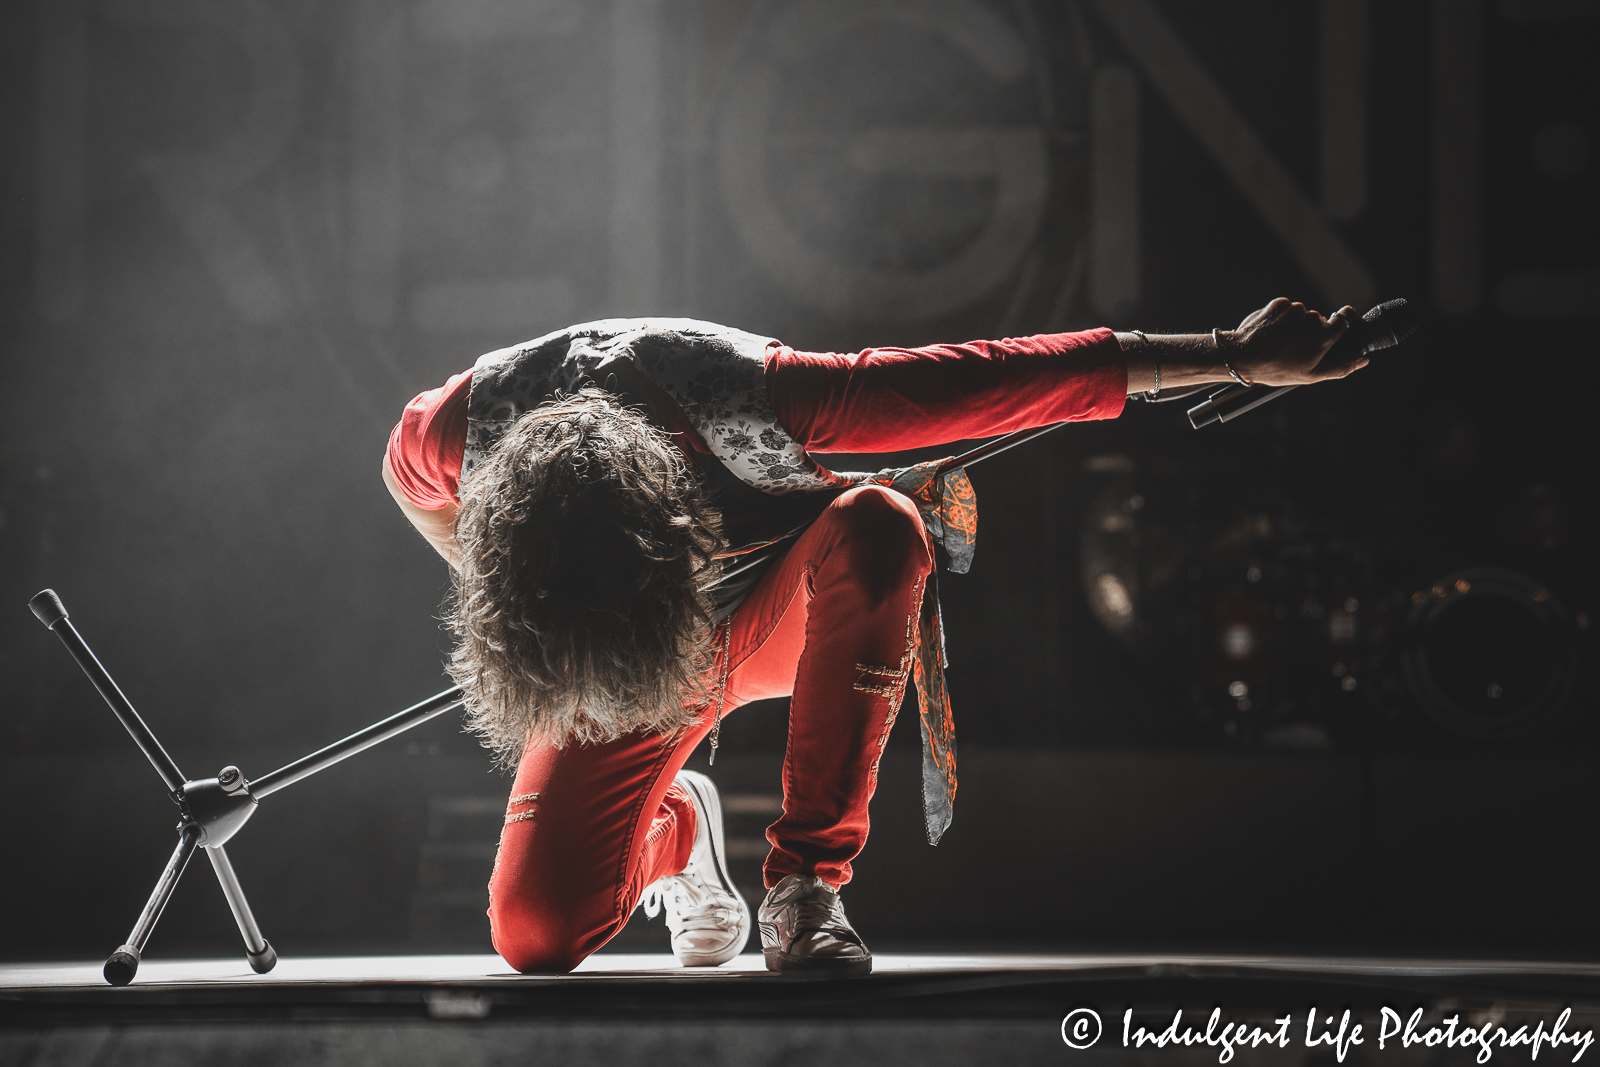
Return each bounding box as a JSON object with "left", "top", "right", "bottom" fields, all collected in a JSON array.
[{"left": 1078, "top": 460, "right": 1589, "bottom": 748}]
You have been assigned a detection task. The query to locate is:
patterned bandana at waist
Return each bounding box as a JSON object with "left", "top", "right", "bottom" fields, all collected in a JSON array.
[
  {"left": 463, "top": 319, "right": 975, "bottom": 845},
  {"left": 864, "top": 458, "right": 975, "bottom": 845}
]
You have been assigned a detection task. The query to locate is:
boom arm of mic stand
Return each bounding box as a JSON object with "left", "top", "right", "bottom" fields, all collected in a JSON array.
[
  {"left": 937, "top": 421, "right": 1067, "bottom": 473},
  {"left": 699, "top": 360, "right": 1353, "bottom": 592},
  {"left": 248, "top": 686, "right": 465, "bottom": 798},
  {"left": 1186, "top": 383, "right": 1299, "bottom": 429},
  {"left": 698, "top": 422, "right": 1074, "bottom": 594}
]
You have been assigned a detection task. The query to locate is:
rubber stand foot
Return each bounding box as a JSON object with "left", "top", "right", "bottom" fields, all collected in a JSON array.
[
  {"left": 28, "top": 589, "right": 67, "bottom": 629},
  {"left": 247, "top": 941, "right": 277, "bottom": 974},
  {"left": 104, "top": 945, "right": 140, "bottom": 987}
]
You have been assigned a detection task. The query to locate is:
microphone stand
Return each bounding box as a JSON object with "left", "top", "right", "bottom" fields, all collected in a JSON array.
[{"left": 28, "top": 589, "right": 465, "bottom": 986}]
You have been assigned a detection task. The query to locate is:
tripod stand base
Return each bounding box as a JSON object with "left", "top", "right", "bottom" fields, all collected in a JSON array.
[
  {"left": 103, "top": 943, "right": 275, "bottom": 985},
  {"left": 247, "top": 941, "right": 277, "bottom": 974},
  {"left": 104, "top": 945, "right": 140, "bottom": 987}
]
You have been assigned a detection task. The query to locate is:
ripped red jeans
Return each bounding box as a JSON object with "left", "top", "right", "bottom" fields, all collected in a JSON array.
[{"left": 486, "top": 484, "right": 933, "bottom": 973}]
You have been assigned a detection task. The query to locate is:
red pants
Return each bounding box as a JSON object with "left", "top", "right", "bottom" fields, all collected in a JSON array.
[{"left": 487, "top": 485, "right": 933, "bottom": 973}]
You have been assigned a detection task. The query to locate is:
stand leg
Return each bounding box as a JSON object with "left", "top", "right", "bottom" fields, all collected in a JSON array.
[
  {"left": 105, "top": 823, "right": 200, "bottom": 986},
  {"left": 29, "top": 591, "right": 187, "bottom": 794},
  {"left": 205, "top": 845, "right": 277, "bottom": 973}
]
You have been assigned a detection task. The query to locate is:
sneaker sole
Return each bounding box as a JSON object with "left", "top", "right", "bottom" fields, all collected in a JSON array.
[
  {"left": 762, "top": 946, "right": 873, "bottom": 977},
  {"left": 675, "top": 770, "right": 750, "bottom": 965}
]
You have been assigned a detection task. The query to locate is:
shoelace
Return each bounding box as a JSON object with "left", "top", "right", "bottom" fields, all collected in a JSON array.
[
  {"left": 779, "top": 897, "right": 864, "bottom": 946},
  {"left": 640, "top": 875, "right": 737, "bottom": 934}
]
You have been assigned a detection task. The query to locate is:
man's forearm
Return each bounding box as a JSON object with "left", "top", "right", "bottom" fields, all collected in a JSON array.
[{"left": 1117, "top": 332, "right": 1241, "bottom": 394}]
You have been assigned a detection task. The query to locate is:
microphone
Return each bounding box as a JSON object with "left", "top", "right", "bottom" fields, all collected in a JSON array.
[{"left": 1186, "top": 298, "right": 1419, "bottom": 429}]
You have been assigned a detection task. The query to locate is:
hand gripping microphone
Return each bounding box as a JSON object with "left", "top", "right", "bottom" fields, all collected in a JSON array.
[{"left": 1186, "top": 298, "right": 1419, "bottom": 429}]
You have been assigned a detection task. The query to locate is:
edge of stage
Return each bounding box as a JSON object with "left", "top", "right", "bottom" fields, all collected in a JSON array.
[{"left": 7, "top": 953, "right": 1600, "bottom": 1025}]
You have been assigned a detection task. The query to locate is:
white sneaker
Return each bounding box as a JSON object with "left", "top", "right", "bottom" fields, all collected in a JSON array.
[{"left": 638, "top": 770, "right": 750, "bottom": 966}]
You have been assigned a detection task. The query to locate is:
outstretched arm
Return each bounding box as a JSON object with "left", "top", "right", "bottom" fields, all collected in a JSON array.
[{"left": 767, "top": 297, "right": 1364, "bottom": 455}]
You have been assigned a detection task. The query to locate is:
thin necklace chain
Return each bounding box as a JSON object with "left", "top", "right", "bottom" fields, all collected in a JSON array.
[{"left": 707, "top": 620, "right": 732, "bottom": 765}]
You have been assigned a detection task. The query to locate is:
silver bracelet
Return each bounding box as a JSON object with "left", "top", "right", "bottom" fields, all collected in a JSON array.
[
  {"left": 1213, "top": 328, "right": 1251, "bottom": 387},
  {"left": 1135, "top": 330, "right": 1159, "bottom": 397}
]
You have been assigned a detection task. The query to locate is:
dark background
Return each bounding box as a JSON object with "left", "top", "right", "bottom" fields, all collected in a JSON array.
[{"left": 1, "top": 0, "right": 1595, "bottom": 961}]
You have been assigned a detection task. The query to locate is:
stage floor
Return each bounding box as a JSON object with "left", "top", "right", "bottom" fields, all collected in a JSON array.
[
  {"left": 8, "top": 954, "right": 1600, "bottom": 1067},
  {"left": 8, "top": 951, "right": 1600, "bottom": 990}
]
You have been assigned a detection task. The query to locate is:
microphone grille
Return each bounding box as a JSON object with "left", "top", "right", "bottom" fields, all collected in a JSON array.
[{"left": 1358, "top": 297, "right": 1418, "bottom": 354}]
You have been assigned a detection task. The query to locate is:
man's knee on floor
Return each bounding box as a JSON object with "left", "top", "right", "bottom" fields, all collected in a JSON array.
[{"left": 489, "top": 896, "right": 607, "bottom": 975}]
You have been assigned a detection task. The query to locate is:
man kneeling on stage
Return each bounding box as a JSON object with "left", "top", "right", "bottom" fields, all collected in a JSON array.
[{"left": 382, "top": 297, "right": 1365, "bottom": 976}]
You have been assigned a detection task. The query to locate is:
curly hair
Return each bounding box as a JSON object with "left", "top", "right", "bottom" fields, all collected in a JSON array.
[{"left": 447, "top": 387, "right": 723, "bottom": 763}]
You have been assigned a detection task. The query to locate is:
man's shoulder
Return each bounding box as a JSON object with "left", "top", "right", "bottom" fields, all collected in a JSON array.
[
  {"left": 520, "top": 316, "right": 765, "bottom": 348},
  {"left": 471, "top": 318, "right": 777, "bottom": 386}
]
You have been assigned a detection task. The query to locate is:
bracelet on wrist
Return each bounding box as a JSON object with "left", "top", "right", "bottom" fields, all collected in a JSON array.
[
  {"left": 1135, "top": 330, "right": 1159, "bottom": 397},
  {"left": 1212, "top": 328, "right": 1252, "bottom": 387}
]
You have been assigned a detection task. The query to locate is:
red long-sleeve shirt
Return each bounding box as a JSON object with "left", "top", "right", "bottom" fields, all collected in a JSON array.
[{"left": 386, "top": 329, "right": 1126, "bottom": 510}]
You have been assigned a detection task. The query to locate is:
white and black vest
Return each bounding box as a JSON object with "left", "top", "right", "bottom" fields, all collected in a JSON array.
[{"left": 464, "top": 318, "right": 860, "bottom": 618}]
